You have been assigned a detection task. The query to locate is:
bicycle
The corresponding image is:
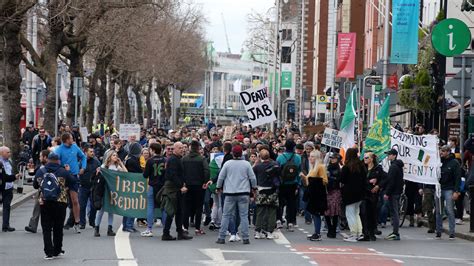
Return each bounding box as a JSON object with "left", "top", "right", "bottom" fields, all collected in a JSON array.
[{"left": 398, "top": 186, "right": 408, "bottom": 227}]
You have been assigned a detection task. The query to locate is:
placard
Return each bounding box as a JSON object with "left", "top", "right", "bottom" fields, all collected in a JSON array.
[
  {"left": 321, "top": 128, "right": 347, "bottom": 149},
  {"left": 240, "top": 85, "right": 277, "bottom": 128},
  {"left": 223, "top": 126, "right": 233, "bottom": 140},
  {"left": 119, "top": 124, "right": 140, "bottom": 140},
  {"left": 79, "top": 127, "right": 89, "bottom": 142}
]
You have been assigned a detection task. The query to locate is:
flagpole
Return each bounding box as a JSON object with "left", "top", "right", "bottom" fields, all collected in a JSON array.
[{"left": 382, "top": 0, "right": 390, "bottom": 95}]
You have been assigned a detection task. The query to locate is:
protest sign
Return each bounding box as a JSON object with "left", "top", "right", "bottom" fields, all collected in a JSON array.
[
  {"left": 223, "top": 126, "right": 233, "bottom": 140},
  {"left": 240, "top": 85, "right": 277, "bottom": 127},
  {"left": 321, "top": 128, "right": 347, "bottom": 149},
  {"left": 119, "top": 124, "right": 140, "bottom": 140},
  {"left": 101, "top": 168, "right": 160, "bottom": 218},
  {"left": 79, "top": 127, "right": 89, "bottom": 141},
  {"left": 385, "top": 128, "right": 441, "bottom": 185}
]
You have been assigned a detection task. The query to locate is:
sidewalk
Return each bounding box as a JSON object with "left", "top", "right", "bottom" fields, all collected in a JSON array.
[
  {"left": 0, "top": 184, "right": 37, "bottom": 215},
  {"left": 421, "top": 216, "right": 474, "bottom": 241}
]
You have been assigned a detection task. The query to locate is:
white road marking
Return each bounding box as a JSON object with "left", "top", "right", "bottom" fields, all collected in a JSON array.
[
  {"left": 197, "top": 249, "right": 249, "bottom": 265},
  {"left": 309, "top": 261, "right": 318, "bottom": 265},
  {"left": 302, "top": 256, "right": 310, "bottom": 259},
  {"left": 367, "top": 248, "right": 376, "bottom": 252},
  {"left": 284, "top": 245, "right": 292, "bottom": 248},
  {"left": 303, "top": 231, "right": 309, "bottom": 234},
  {"left": 290, "top": 248, "right": 297, "bottom": 252},
  {"left": 393, "top": 259, "right": 404, "bottom": 264},
  {"left": 114, "top": 225, "right": 138, "bottom": 266},
  {"left": 298, "top": 228, "right": 305, "bottom": 231},
  {"left": 272, "top": 230, "right": 290, "bottom": 245}
]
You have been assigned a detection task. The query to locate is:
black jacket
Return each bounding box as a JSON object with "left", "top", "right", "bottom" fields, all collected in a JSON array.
[
  {"left": 326, "top": 162, "right": 341, "bottom": 191},
  {"left": 253, "top": 160, "right": 280, "bottom": 189},
  {"left": 341, "top": 164, "right": 367, "bottom": 206},
  {"left": 366, "top": 164, "right": 386, "bottom": 200},
  {"left": 165, "top": 154, "right": 184, "bottom": 189},
  {"left": 384, "top": 159, "right": 404, "bottom": 196},
  {"left": 125, "top": 155, "right": 142, "bottom": 173},
  {"left": 80, "top": 157, "right": 101, "bottom": 189},
  {"left": 182, "top": 151, "right": 210, "bottom": 186},
  {"left": 440, "top": 154, "right": 461, "bottom": 192},
  {"left": 304, "top": 178, "right": 327, "bottom": 215},
  {"left": 0, "top": 160, "right": 16, "bottom": 191},
  {"left": 143, "top": 155, "right": 167, "bottom": 187},
  {"left": 222, "top": 152, "right": 233, "bottom": 166}
]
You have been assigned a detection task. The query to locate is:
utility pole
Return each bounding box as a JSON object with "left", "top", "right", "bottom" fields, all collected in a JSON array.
[
  {"left": 381, "top": 0, "right": 391, "bottom": 102},
  {"left": 271, "top": 0, "right": 281, "bottom": 132},
  {"left": 297, "top": 0, "right": 305, "bottom": 132}
]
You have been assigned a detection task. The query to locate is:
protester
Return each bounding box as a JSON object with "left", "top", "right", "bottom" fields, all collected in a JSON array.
[
  {"left": 253, "top": 149, "right": 280, "bottom": 239},
  {"left": 341, "top": 148, "right": 367, "bottom": 242},
  {"left": 161, "top": 142, "right": 193, "bottom": 241},
  {"left": 216, "top": 145, "right": 257, "bottom": 244},
  {"left": 34, "top": 152, "right": 75, "bottom": 259},
  {"left": 55, "top": 133, "right": 87, "bottom": 233},
  {"left": 93, "top": 150, "right": 125, "bottom": 237},
  {"left": 141, "top": 143, "right": 167, "bottom": 237},
  {"left": 324, "top": 152, "right": 342, "bottom": 239},
  {"left": 79, "top": 147, "right": 100, "bottom": 229},
  {"left": 182, "top": 140, "right": 211, "bottom": 235},
  {"left": 301, "top": 150, "right": 328, "bottom": 241},
  {"left": 436, "top": 145, "right": 462, "bottom": 240},
  {"left": 31, "top": 128, "right": 52, "bottom": 164},
  {"left": 25, "top": 150, "right": 50, "bottom": 233},
  {"left": 0, "top": 146, "right": 20, "bottom": 232},
  {"left": 383, "top": 149, "right": 404, "bottom": 241},
  {"left": 124, "top": 142, "right": 143, "bottom": 231},
  {"left": 276, "top": 138, "right": 302, "bottom": 231}
]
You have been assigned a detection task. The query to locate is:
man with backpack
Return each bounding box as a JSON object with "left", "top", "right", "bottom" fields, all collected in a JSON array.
[
  {"left": 33, "top": 152, "right": 76, "bottom": 260},
  {"left": 276, "top": 139, "right": 302, "bottom": 232}
]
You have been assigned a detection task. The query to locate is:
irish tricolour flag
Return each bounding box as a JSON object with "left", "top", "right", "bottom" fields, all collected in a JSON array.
[{"left": 339, "top": 87, "right": 357, "bottom": 159}]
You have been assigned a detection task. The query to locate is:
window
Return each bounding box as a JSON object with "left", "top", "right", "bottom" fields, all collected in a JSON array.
[
  {"left": 282, "top": 29, "right": 292, "bottom": 41},
  {"left": 229, "top": 83, "right": 234, "bottom": 91},
  {"left": 281, "top": 46, "right": 292, "bottom": 64}
]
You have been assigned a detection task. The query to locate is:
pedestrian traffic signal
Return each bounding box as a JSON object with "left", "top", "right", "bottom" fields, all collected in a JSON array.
[
  {"left": 462, "top": 0, "right": 474, "bottom": 11},
  {"left": 326, "top": 103, "right": 338, "bottom": 110}
]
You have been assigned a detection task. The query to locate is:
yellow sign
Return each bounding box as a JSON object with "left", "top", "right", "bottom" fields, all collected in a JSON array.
[
  {"left": 317, "top": 95, "right": 327, "bottom": 103},
  {"left": 252, "top": 79, "right": 261, "bottom": 88}
]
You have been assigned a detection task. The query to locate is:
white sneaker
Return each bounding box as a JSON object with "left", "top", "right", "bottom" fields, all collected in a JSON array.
[
  {"left": 73, "top": 224, "right": 81, "bottom": 234},
  {"left": 343, "top": 235, "right": 358, "bottom": 242},
  {"left": 287, "top": 223, "right": 294, "bottom": 232},
  {"left": 140, "top": 230, "right": 153, "bottom": 237},
  {"left": 229, "top": 235, "right": 237, "bottom": 242},
  {"left": 267, "top": 232, "right": 278, "bottom": 239},
  {"left": 235, "top": 233, "right": 241, "bottom": 241},
  {"left": 254, "top": 232, "right": 265, "bottom": 239},
  {"left": 455, "top": 219, "right": 464, "bottom": 225},
  {"left": 276, "top": 220, "right": 283, "bottom": 229},
  {"left": 155, "top": 219, "right": 162, "bottom": 227}
]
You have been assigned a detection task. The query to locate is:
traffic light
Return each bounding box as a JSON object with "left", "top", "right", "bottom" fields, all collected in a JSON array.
[{"left": 462, "top": 0, "right": 474, "bottom": 11}]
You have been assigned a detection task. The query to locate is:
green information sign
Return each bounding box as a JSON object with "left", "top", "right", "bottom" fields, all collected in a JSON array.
[
  {"left": 375, "top": 85, "right": 382, "bottom": 92},
  {"left": 431, "top": 18, "right": 471, "bottom": 57},
  {"left": 281, "top": 71, "right": 292, "bottom": 89}
]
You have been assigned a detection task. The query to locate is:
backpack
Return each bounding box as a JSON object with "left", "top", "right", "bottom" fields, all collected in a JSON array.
[
  {"left": 281, "top": 153, "right": 298, "bottom": 182},
  {"left": 41, "top": 170, "right": 61, "bottom": 201}
]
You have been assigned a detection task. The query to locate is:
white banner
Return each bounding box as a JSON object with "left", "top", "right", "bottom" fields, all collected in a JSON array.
[
  {"left": 79, "top": 127, "right": 89, "bottom": 142},
  {"left": 119, "top": 124, "right": 141, "bottom": 141},
  {"left": 240, "top": 85, "right": 277, "bottom": 128},
  {"left": 384, "top": 128, "right": 441, "bottom": 185},
  {"left": 223, "top": 126, "right": 233, "bottom": 140},
  {"left": 321, "top": 128, "right": 347, "bottom": 149}
]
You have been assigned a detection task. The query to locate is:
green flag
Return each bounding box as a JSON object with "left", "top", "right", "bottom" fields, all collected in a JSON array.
[
  {"left": 362, "top": 94, "right": 391, "bottom": 161},
  {"left": 101, "top": 168, "right": 160, "bottom": 218}
]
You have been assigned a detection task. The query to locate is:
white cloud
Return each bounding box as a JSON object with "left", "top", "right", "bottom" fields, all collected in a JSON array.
[{"left": 194, "top": 0, "right": 274, "bottom": 54}]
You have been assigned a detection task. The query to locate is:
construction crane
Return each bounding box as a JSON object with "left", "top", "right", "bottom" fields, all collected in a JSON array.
[{"left": 221, "top": 13, "right": 231, "bottom": 53}]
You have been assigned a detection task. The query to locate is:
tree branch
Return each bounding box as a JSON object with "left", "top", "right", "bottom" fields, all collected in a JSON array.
[
  {"left": 21, "top": 53, "right": 41, "bottom": 75},
  {"left": 19, "top": 32, "right": 42, "bottom": 67}
]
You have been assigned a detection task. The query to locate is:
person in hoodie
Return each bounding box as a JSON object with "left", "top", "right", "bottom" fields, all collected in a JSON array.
[
  {"left": 78, "top": 147, "right": 101, "bottom": 229},
  {"left": 383, "top": 149, "right": 404, "bottom": 241},
  {"left": 182, "top": 140, "right": 211, "bottom": 235},
  {"left": 324, "top": 152, "right": 342, "bottom": 239},
  {"left": 34, "top": 152, "right": 76, "bottom": 259},
  {"left": 436, "top": 145, "right": 461, "bottom": 240},
  {"left": 123, "top": 142, "right": 142, "bottom": 232}
]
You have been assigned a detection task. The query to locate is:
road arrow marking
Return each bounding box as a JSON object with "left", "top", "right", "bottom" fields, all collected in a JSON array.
[{"left": 197, "top": 249, "right": 249, "bottom": 266}]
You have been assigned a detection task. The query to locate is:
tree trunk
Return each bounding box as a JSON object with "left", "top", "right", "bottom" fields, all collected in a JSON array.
[
  {"left": 86, "top": 73, "right": 99, "bottom": 131},
  {"left": 118, "top": 73, "right": 131, "bottom": 123},
  {"left": 145, "top": 81, "right": 153, "bottom": 128},
  {"left": 132, "top": 85, "right": 143, "bottom": 125},
  {"left": 0, "top": 17, "right": 26, "bottom": 166},
  {"left": 65, "top": 42, "right": 85, "bottom": 126},
  {"left": 106, "top": 78, "right": 115, "bottom": 124}
]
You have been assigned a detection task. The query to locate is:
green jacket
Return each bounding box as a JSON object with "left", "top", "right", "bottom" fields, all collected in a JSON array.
[{"left": 158, "top": 181, "right": 180, "bottom": 216}]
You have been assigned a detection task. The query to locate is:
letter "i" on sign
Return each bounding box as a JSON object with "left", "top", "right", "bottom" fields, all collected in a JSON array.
[{"left": 447, "top": 24, "right": 456, "bottom": 51}]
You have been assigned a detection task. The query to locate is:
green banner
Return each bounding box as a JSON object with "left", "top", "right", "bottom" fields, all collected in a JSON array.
[
  {"left": 281, "top": 71, "right": 292, "bottom": 89},
  {"left": 101, "top": 168, "right": 159, "bottom": 218},
  {"left": 361, "top": 94, "right": 391, "bottom": 161}
]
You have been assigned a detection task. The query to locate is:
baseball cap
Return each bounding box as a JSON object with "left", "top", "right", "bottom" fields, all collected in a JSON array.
[
  {"left": 384, "top": 149, "right": 398, "bottom": 156},
  {"left": 48, "top": 152, "right": 60, "bottom": 161},
  {"left": 232, "top": 145, "right": 243, "bottom": 157}
]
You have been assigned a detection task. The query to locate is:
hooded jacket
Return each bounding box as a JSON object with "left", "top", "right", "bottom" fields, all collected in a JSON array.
[
  {"left": 33, "top": 162, "right": 75, "bottom": 204},
  {"left": 440, "top": 154, "right": 461, "bottom": 192},
  {"left": 125, "top": 142, "right": 142, "bottom": 173},
  {"left": 182, "top": 151, "right": 210, "bottom": 186},
  {"left": 384, "top": 159, "right": 404, "bottom": 196}
]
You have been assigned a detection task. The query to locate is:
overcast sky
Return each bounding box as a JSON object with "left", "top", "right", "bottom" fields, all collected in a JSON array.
[{"left": 194, "top": 0, "right": 274, "bottom": 54}]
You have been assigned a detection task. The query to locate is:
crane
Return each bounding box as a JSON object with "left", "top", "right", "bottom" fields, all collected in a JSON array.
[{"left": 221, "top": 13, "right": 231, "bottom": 53}]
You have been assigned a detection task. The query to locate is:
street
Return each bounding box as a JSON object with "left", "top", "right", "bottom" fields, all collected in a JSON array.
[{"left": 1, "top": 199, "right": 473, "bottom": 266}]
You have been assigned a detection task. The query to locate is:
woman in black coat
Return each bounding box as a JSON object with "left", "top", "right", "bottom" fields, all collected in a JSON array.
[{"left": 341, "top": 148, "right": 367, "bottom": 242}]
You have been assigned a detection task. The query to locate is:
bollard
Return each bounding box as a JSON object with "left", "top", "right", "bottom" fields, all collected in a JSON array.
[
  {"left": 16, "top": 163, "right": 25, "bottom": 194},
  {"left": 470, "top": 185, "right": 474, "bottom": 233}
]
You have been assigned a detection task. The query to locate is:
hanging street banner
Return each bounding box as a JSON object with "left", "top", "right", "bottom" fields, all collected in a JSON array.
[
  {"left": 384, "top": 128, "right": 441, "bottom": 185},
  {"left": 321, "top": 128, "right": 347, "bottom": 149},
  {"left": 361, "top": 94, "right": 391, "bottom": 161},
  {"left": 336, "top": 33, "right": 356, "bottom": 78},
  {"left": 101, "top": 168, "right": 160, "bottom": 218},
  {"left": 281, "top": 63, "right": 292, "bottom": 89},
  {"left": 119, "top": 124, "right": 141, "bottom": 140},
  {"left": 390, "top": 0, "right": 420, "bottom": 64},
  {"left": 240, "top": 85, "right": 277, "bottom": 127}
]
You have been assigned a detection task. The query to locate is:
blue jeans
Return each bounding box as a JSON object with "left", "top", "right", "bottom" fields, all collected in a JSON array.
[
  {"left": 95, "top": 208, "right": 114, "bottom": 227},
  {"left": 435, "top": 189, "right": 455, "bottom": 235},
  {"left": 79, "top": 186, "right": 96, "bottom": 226},
  {"left": 312, "top": 214, "right": 322, "bottom": 235},
  {"left": 146, "top": 186, "right": 167, "bottom": 230},
  {"left": 378, "top": 194, "right": 389, "bottom": 224},
  {"left": 123, "top": 216, "right": 135, "bottom": 230},
  {"left": 218, "top": 195, "right": 250, "bottom": 240}
]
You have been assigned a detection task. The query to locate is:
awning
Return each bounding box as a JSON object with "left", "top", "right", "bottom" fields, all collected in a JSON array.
[{"left": 390, "top": 109, "right": 412, "bottom": 117}]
